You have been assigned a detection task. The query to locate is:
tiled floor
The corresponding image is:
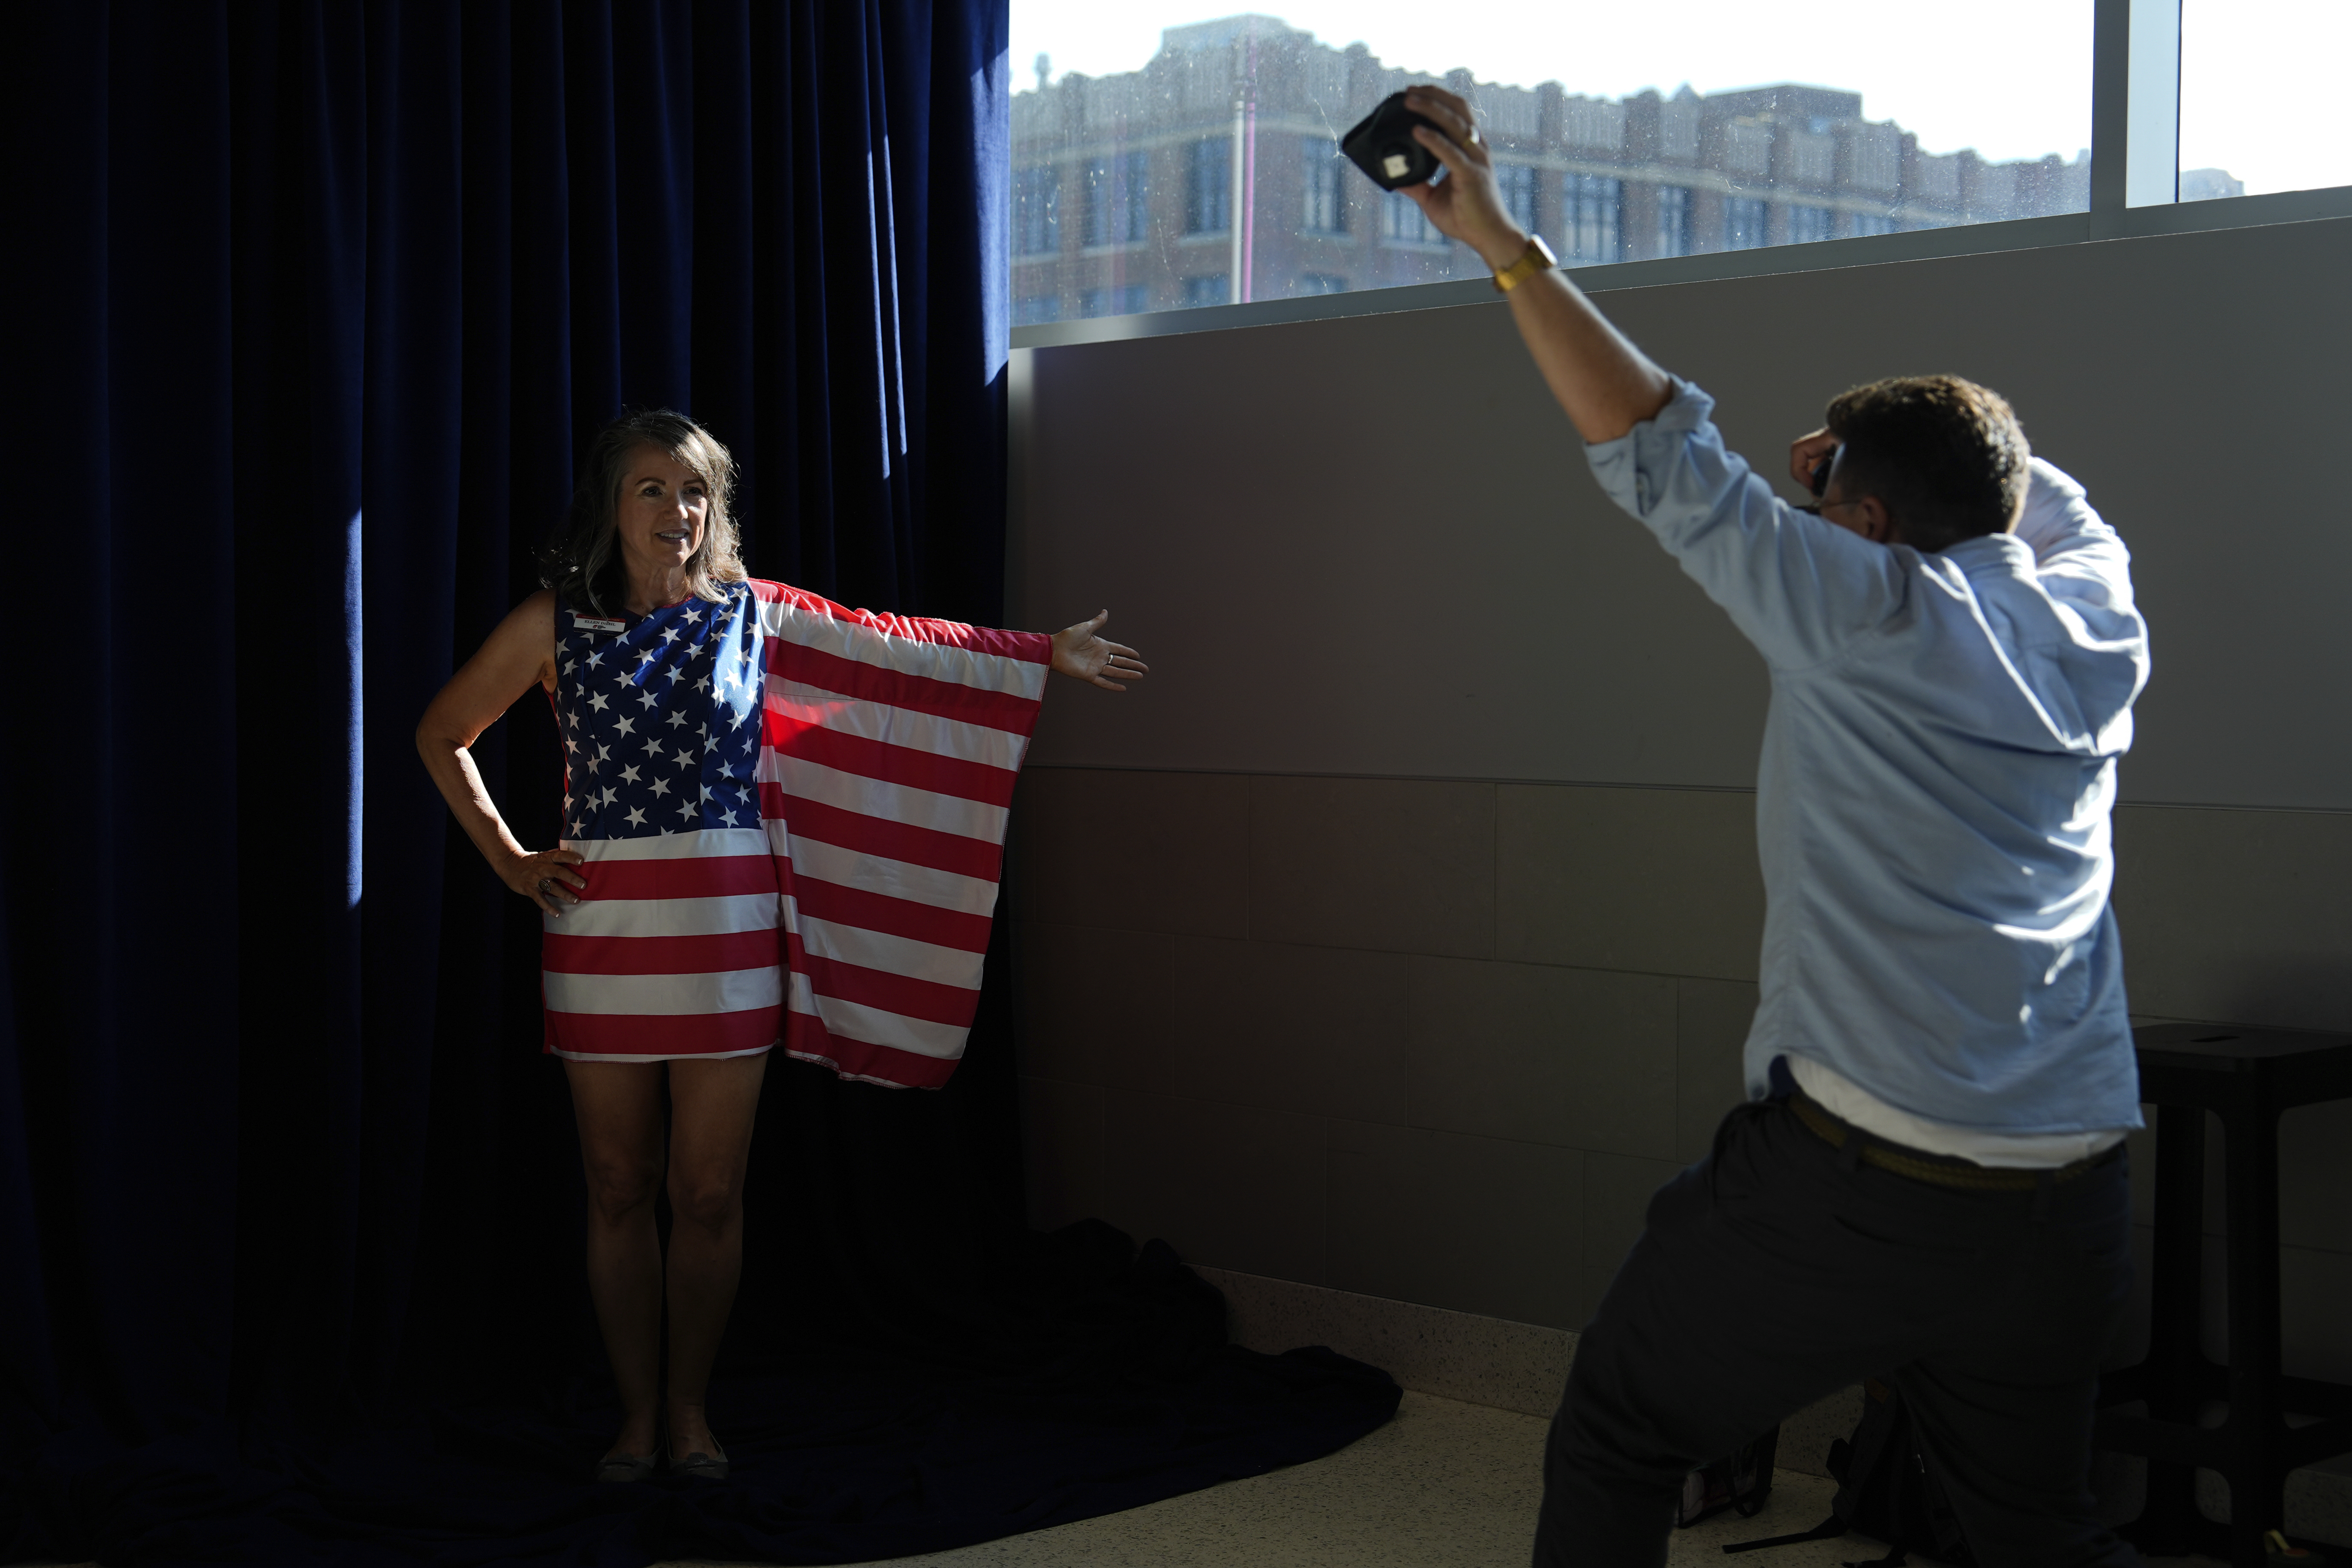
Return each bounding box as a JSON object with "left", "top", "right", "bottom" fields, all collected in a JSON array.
[
  {"left": 661, "top": 1390, "right": 2223, "bottom": 1568},
  {"left": 20, "top": 1392, "right": 2237, "bottom": 1568}
]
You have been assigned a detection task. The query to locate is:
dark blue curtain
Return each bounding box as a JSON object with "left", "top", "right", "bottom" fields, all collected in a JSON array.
[{"left": 0, "top": 4, "right": 1394, "bottom": 1564}]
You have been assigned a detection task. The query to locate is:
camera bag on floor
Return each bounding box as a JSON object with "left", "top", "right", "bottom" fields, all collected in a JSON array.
[
  {"left": 1677, "top": 1424, "right": 1780, "bottom": 1528},
  {"left": 1722, "top": 1379, "right": 1978, "bottom": 1566}
]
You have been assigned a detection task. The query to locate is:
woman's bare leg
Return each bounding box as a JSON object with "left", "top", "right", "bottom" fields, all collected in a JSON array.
[
  {"left": 660, "top": 1051, "right": 769, "bottom": 1459},
  {"left": 563, "top": 1059, "right": 667, "bottom": 1459}
]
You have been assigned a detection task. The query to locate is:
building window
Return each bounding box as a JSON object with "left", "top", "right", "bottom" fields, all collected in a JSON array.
[
  {"left": 1297, "top": 273, "right": 1348, "bottom": 295},
  {"left": 1726, "top": 196, "right": 1768, "bottom": 250},
  {"left": 1382, "top": 190, "right": 1446, "bottom": 247},
  {"left": 1851, "top": 214, "right": 1898, "bottom": 236},
  {"left": 1186, "top": 137, "right": 1232, "bottom": 234},
  {"left": 1303, "top": 138, "right": 1346, "bottom": 233},
  {"left": 1081, "top": 283, "right": 1150, "bottom": 318},
  {"left": 1564, "top": 174, "right": 1622, "bottom": 265},
  {"left": 1788, "top": 204, "right": 1834, "bottom": 245},
  {"left": 1496, "top": 163, "right": 1539, "bottom": 235},
  {"left": 1084, "top": 151, "right": 1148, "bottom": 247},
  {"left": 1182, "top": 274, "right": 1230, "bottom": 307},
  {"left": 1013, "top": 293, "right": 1062, "bottom": 325},
  {"left": 1015, "top": 165, "right": 1060, "bottom": 257},
  {"left": 1655, "top": 186, "right": 1692, "bottom": 258}
]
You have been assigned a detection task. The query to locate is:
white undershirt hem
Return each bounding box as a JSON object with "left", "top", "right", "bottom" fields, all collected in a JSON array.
[{"left": 1788, "top": 1054, "right": 2129, "bottom": 1170}]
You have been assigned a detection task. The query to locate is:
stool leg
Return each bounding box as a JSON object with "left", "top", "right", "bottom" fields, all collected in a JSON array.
[
  {"left": 2133, "top": 1104, "right": 2206, "bottom": 1551},
  {"left": 2221, "top": 1086, "right": 2284, "bottom": 1568}
]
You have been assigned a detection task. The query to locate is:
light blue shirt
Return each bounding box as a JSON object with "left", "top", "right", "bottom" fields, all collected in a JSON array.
[{"left": 1588, "top": 381, "right": 2150, "bottom": 1135}]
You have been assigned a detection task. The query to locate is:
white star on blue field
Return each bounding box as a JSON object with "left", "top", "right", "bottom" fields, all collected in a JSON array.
[{"left": 557, "top": 587, "right": 764, "bottom": 840}]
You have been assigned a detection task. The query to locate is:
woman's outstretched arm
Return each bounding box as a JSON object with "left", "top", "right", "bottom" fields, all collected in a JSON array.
[{"left": 416, "top": 588, "right": 586, "bottom": 915}]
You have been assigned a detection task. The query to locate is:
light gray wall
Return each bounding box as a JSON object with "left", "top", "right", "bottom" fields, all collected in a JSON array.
[
  {"left": 1005, "top": 217, "right": 2352, "bottom": 1394},
  {"left": 1012, "top": 214, "right": 2352, "bottom": 810}
]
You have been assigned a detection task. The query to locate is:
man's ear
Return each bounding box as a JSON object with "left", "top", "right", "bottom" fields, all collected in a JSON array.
[{"left": 1853, "top": 495, "right": 1896, "bottom": 545}]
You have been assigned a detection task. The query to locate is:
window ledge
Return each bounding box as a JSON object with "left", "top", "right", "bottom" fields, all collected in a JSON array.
[{"left": 1012, "top": 191, "right": 2352, "bottom": 352}]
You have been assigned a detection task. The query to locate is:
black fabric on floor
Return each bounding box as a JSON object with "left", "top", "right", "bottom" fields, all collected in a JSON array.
[{"left": 6, "top": 1224, "right": 1400, "bottom": 1567}]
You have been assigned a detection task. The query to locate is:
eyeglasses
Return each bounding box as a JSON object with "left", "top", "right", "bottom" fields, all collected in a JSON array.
[{"left": 1794, "top": 451, "right": 1860, "bottom": 517}]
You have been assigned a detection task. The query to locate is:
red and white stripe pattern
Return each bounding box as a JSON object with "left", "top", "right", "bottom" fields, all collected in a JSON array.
[
  {"left": 542, "top": 828, "right": 783, "bottom": 1061},
  {"left": 750, "top": 581, "right": 1049, "bottom": 1088}
]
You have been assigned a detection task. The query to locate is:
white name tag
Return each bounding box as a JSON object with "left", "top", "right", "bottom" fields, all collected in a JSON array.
[{"left": 575, "top": 616, "right": 626, "bottom": 635}]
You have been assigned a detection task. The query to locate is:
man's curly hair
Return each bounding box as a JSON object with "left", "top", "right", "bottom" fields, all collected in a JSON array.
[{"left": 1824, "top": 376, "right": 2031, "bottom": 554}]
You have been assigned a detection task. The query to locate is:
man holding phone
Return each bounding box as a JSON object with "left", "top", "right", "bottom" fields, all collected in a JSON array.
[{"left": 1385, "top": 86, "right": 2148, "bottom": 1567}]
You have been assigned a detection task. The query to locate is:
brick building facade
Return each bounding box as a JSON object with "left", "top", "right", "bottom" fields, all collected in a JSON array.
[{"left": 1012, "top": 14, "right": 2091, "bottom": 324}]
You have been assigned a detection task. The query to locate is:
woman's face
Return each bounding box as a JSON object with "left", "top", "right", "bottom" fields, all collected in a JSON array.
[{"left": 614, "top": 443, "right": 710, "bottom": 590}]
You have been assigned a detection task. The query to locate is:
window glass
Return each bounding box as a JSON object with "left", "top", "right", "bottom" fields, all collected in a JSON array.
[
  {"left": 1656, "top": 186, "right": 1693, "bottom": 258},
  {"left": 1011, "top": 4, "right": 2093, "bottom": 322},
  {"left": 1564, "top": 174, "right": 1623, "bottom": 265},
  {"left": 2178, "top": 0, "right": 2352, "bottom": 201},
  {"left": 1302, "top": 138, "right": 1346, "bottom": 232}
]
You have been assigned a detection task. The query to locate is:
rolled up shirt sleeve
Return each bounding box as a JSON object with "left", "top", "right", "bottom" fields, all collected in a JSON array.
[
  {"left": 1585, "top": 379, "right": 1905, "bottom": 671},
  {"left": 2013, "top": 456, "right": 2140, "bottom": 624}
]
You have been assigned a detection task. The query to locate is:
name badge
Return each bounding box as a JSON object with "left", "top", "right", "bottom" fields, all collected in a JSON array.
[{"left": 575, "top": 616, "right": 626, "bottom": 635}]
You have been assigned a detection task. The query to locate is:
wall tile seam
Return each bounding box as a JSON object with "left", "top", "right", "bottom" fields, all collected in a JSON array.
[
  {"left": 1024, "top": 764, "right": 2352, "bottom": 816},
  {"left": 1013, "top": 919, "right": 2333, "bottom": 1037},
  {"left": 1063, "top": 1080, "right": 1682, "bottom": 1165},
  {"left": 1025, "top": 761, "right": 1761, "bottom": 795},
  {"left": 1019, "top": 917, "right": 1738, "bottom": 986}
]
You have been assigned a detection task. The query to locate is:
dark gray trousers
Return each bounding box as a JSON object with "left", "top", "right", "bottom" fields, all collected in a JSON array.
[{"left": 1532, "top": 1093, "right": 2138, "bottom": 1568}]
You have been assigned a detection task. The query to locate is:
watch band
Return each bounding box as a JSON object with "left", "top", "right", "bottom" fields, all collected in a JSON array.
[{"left": 1492, "top": 234, "right": 1558, "bottom": 293}]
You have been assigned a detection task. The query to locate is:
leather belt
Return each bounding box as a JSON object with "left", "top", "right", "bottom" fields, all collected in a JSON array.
[{"left": 1787, "top": 1090, "right": 2118, "bottom": 1192}]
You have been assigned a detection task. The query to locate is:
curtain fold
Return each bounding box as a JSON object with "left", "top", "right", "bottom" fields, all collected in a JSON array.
[
  {"left": 1, "top": 7, "right": 1411, "bottom": 1563},
  {"left": 3, "top": 0, "right": 1013, "bottom": 1444}
]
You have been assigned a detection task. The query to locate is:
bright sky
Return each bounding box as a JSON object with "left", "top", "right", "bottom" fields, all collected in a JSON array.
[
  {"left": 1012, "top": 0, "right": 2349, "bottom": 185},
  {"left": 1010, "top": 2, "right": 2096, "bottom": 164},
  {"left": 2179, "top": 0, "right": 2352, "bottom": 196}
]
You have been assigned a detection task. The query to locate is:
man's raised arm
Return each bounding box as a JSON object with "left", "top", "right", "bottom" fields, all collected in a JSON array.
[{"left": 1398, "top": 86, "right": 1672, "bottom": 442}]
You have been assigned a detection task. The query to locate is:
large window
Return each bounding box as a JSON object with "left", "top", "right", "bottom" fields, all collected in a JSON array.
[
  {"left": 1006, "top": 3, "right": 2345, "bottom": 329},
  {"left": 2177, "top": 0, "right": 2352, "bottom": 200}
]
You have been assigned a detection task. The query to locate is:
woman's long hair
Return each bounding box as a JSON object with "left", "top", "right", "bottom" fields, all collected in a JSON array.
[{"left": 543, "top": 409, "right": 747, "bottom": 612}]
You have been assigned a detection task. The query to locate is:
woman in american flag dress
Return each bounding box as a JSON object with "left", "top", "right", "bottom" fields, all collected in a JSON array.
[{"left": 416, "top": 411, "right": 1144, "bottom": 1484}]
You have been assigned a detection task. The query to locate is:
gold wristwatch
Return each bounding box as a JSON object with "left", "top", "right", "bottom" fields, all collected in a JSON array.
[{"left": 1492, "top": 234, "right": 1558, "bottom": 292}]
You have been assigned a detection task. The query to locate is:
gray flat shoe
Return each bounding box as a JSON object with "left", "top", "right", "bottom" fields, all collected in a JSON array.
[
  {"left": 668, "top": 1437, "right": 729, "bottom": 1481},
  {"left": 596, "top": 1448, "right": 659, "bottom": 1484}
]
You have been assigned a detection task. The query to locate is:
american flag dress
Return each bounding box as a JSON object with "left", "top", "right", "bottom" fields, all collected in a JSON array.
[{"left": 543, "top": 580, "right": 1050, "bottom": 1088}]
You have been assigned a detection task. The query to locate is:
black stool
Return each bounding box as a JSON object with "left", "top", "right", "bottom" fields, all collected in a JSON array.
[{"left": 2095, "top": 1022, "right": 2352, "bottom": 1567}]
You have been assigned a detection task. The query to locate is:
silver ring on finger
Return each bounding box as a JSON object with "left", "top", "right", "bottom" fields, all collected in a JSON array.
[{"left": 539, "top": 878, "right": 553, "bottom": 892}]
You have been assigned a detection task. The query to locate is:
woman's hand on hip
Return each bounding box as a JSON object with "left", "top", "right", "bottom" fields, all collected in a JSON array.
[{"left": 504, "top": 846, "right": 587, "bottom": 914}]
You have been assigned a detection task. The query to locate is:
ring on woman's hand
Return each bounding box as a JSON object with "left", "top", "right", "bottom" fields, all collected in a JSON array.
[{"left": 539, "top": 878, "right": 553, "bottom": 892}]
